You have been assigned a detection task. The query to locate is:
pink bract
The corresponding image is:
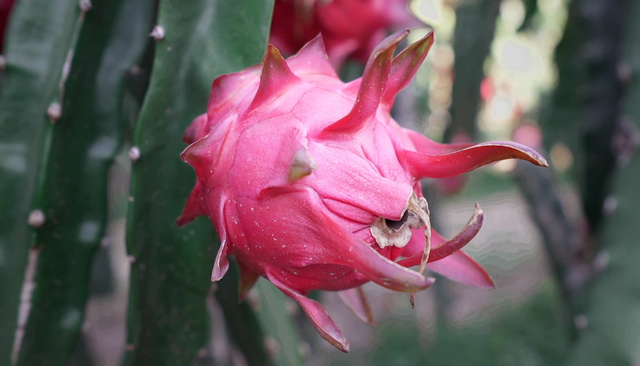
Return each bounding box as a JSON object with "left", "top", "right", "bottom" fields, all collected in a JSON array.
[
  {"left": 178, "top": 30, "right": 548, "bottom": 352},
  {"left": 270, "top": 0, "right": 423, "bottom": 68}
]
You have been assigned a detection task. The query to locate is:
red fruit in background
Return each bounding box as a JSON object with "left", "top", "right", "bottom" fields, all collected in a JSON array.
[
  {"left": 178, "top": 30, "right": 548, "bottom": 351},
  {"left": 270, "top": 0, "right": 424, "bottom": 69},
  {"left": 0, "top": 0, "right": 16, "bottom": 52}
]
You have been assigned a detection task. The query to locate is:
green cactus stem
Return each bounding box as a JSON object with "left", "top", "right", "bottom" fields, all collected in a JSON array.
[
  {"left": 0, "top": 0, "right": 86, "bottom": 363},
  {"left": 445, "top": 0, "right": 501, "bottom": 142},
  {"left": 538, "top": 0, "right": 582, "bottom": 156},
  {"left": 577, "top": 0, "right": 629, "bottom": 233},
  {"left": 213, "top": 262, "right": 270, "bottom": 366},
  {"left": 513, "top": 159, "right": 581, "bottom": 337},
  {"left": 214, "top": 261, "right": 305, "bottom": 366},
  {"left": 0, "top": 0, "right": 154, "bottom": 364},
  {"left": 540, "top": 0, "right": 628, "bottom": 233},
  {"left": 254, "top": 280, "right": 306, "bottom": 366},
  {"left": 521, "top": 0, "right": 630, "bottom": 342},
  {"left": 566, "top": 0, "right": 640, "bottom": 363}
]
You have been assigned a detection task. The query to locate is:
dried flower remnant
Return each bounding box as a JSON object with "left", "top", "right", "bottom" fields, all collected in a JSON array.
[{"left": 178, "top": 30, "right": 548, "bottom": 352}]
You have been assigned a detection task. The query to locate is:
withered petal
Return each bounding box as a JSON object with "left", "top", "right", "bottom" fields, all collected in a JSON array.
[
  {"left": 211, "top": 199, "right": 233, "bottom": 282},
  {"left": 398, "top": 203, "right": 483, "bottom": 266},
  {"left": 316, "top": 207, "right": 435, "bottom": 293}
]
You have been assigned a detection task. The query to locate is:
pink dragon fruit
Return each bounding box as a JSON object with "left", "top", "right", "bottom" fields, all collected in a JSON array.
[
  {"left": 270, "top": 0, "right": 423, "bottom": 68},
  {"left": 178, "top": 30, "right": 547, "bottom": 352}
]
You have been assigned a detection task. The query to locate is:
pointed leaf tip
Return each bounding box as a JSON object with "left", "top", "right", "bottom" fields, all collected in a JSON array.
[
  {"left": 248, "top": 45, "right": 302, "bottom": 112},
  {"left": 176, "top": 182, "right": 206, "bottom": 227},
  {"left": 268, "top": 273, "right": 350, "bottom": 352},
  {"left": 180, "top": 137, "right": 215, "bottom": 180},
  {"left": 321, "top": 30, "right": 410, "bottom": 135},
  {"left": 399, "top": 140, "right": 549, "bottom": 179},
  {"left": 211, "top": 244, "right": 229, "bottom": 282},
  {"left": 287, "top": 34, "right": 337, "bottom": 77},
  {"left": 382, "top": 31, "right": 434, "bottom": 108},
  {"left": 183, "top": 113, "right": 209, "bottom": 144},
  {"left": 212, "top": 201, "right": 234, "bottom": 282},
  {"left": 211, "top": 240, "right": 230, "bottom": 282}
]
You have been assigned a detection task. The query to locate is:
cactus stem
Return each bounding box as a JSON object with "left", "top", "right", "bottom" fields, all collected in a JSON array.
[
  {"left": 128, "top": 146, "right": 141, "bottom": 162},
  {"left": 11, "top": 248, "right": 41, "bottom": 365},
  {"left": 27, "top": 209, "right": 45, "bottom": 228},
  {"left": 57, "top": 47, "right": 76, "bottom": 105},
  {"left": 612, "top": 116, "right": 640, "bottom": 165},
  {"left": 54, "top": 7, "right": 89, "bottom": 109},
  {"left": 45, "top": 6, "right": 88, "bottom": 126},
  {"left": 150, "top": 26, "right": 164, "bottom": 41}
]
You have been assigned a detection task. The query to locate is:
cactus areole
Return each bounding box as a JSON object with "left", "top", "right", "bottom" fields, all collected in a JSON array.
[{"left": 178, "top": 30, "right": 547, "bottom": 352}]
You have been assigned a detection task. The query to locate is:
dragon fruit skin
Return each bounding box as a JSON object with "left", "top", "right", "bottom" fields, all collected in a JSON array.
[
  {"left": 178, "top": 30, "right": 548, "bottom": 352},
  {"left": 270, "top": 0, "right": 423, "bottom": 68}
]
